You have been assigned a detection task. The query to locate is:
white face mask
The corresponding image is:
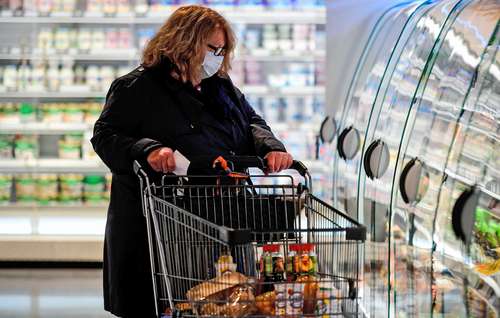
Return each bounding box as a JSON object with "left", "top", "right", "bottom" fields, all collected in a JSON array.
[{"left": 201, "top": 50, "right": 224, "bottom": 80}]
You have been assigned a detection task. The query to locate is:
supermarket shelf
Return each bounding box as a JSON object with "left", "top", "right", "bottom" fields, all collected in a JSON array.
[
  {"left": 0, "top": 91, "right": 106, "bottom": 99},
  {"left": 0, "top": 85, "right": 325, "bottom": 98},
  {"left": 0, "top": 9, "right": 326, "bottom": 24},
  {"left": 0, "top": 51, "right": 140, "bottom": 61},
  {"left": 0, "top": 235, "right": 103, "bottom": 261},
  {"left": 0, "top": 122, "right": 93, "bottom": 134},
  {"left": 0, "top": 159, "right": 108, "bottom": 173},
  {"left": 243, "top": 85, "right": 325, "bottom": 96},
  {"left": 0, "top": 203, "right": 107, "bottom": 215},
  {"left": 0, "top": 50, "right": 325, "bottom": 62}
]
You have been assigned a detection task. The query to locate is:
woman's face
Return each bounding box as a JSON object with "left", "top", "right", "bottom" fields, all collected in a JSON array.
[{"left": 206, "top": 28, "right": 226, "bottom": 57}]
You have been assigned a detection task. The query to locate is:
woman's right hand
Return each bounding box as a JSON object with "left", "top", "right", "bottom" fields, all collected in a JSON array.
[{"left": 147, "top": 147, "right": 176, "bottom": 173}]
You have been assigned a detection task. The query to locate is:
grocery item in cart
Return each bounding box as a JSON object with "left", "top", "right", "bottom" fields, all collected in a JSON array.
[
  {"left": 186, "top": 272, "right": 255, "bottom": 316},
  {"left": 199, "top": 285, "right": 257, "bottom": 317},
  {"left": 290, "top": 243, "right": 318, "bottom": 275},
  {"left": 315, "top": 280, "right": 342, "bottom": 317},
  {"left": 186, "top": 272, "right": 248, "bottom": 303},
  {"left": 215, "top": 252, "right": 238, "bottom": 276},
  {"left": 255, "top": 291, "right": 276, "bottom": 316}
]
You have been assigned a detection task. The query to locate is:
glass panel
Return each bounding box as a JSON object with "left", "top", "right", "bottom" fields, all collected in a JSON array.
[
  {"left": 391, "top": 2, "right": 499, "bottom": 317},
  {"left": 356, "top": 1, "right": 463, "bottom": 316},
  {"left": 329, "top": 0, "right": 426, "bottom": 216}
]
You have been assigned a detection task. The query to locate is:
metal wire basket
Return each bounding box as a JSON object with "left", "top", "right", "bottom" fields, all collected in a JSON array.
[{"left": 134, "top": 157, "right": 366, "bottom": 317}]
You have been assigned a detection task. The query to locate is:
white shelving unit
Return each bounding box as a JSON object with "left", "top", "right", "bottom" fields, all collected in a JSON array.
[
  {"left": 0, "top": 5, "right": 326, "bottom": 262},
  {"left": 0, "top": 9, "right": 326, "bottom": 24},
  {"left": 0, "top": 85, "right": 324, "bottom": 98}
]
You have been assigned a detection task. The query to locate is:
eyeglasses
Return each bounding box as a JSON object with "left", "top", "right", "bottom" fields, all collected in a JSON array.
[{"left": 207, "top": 44, "right": 226, "bottom": 57}]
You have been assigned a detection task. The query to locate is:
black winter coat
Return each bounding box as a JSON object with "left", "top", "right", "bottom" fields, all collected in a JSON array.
[{"left": 91, "top": 59, "right": 286, "bottom": 318}]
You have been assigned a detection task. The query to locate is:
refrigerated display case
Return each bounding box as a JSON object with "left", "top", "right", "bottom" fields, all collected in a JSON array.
[
  {"left": 326, "top": 0, "right": 499, "bottom": 317},
  {"left": 0, "top": 1, "right": 328, "bottom": 261}
]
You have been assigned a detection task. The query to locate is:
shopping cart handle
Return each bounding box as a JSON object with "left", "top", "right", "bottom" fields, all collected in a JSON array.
[{"left": 289, "top": 160, "right": 308, "bottom": 177}]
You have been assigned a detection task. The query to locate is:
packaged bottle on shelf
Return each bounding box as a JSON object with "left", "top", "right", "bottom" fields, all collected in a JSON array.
[
  {"left": 46, "top": 61, "right": 60, "bottom": 91},
  {"left": 23, "top": 0, "right": 37, "bottom": 15},
  {"left": 59, "top": 173, "right": 83, "bottom": 204},
  {"left": 3, "top": 65, "right": 18, "bottom": 91},
  {"left": 0, "top": 175, "right": 13, "bottom": 204},
  {"left": 54, "top": 27, "right": 71, "bottom": 52},
  {"left": 242, "top": 27, "right": 261, "bottom": 52},
  {"left": 115, "top": 0, "right": 131, "bottom": 15},
  {"left": 14, "top": 134, "right": 38, "bottom": 159},
  {"left": 77, "top": 27, "right": 92, "bottom": 52},
  {"left": 137, "top": 28, "right": 155, "bottom": 50},
  {"left": 105, "top": 27, "right": 119, "bottom": 50},
  {"left": 61, "top": 0, "right": 77, "bottom": 14},
  {"left": 37, "top": 27, "right": 54, "bottom": 53},
  {"left": 17, "top": 61, "right": 32, "bottom": 91},
  {"left": 262, "top": 97, "right": 281, "bottom": 123},
  {"left": 102, "top": 0, "right": 117, "bottom": 16},
  {"left": 59, "top": 61, "right": 75, "bottom": 89},
  {"left": 91, "top": 28, "right": 106, "bottom": 52},
  {"left": 84, "top": 102, "right": 102, "bottom": 123},
  {"left": 277, "top": 24, "right": 292, "bottom": 51},
  {"left": 0, "top": 103, "right": 19, "bottom": 123},
  {"left": 86, "top": 65, "right": 101, "bottom": 91},
  {"left": 0, "top": 135, "right": 14, "bottom": 159},
  {"left": 74, "top": 64, "right": 86, "bottom": 84},
  {"left": 36, "top": 173, "right": 58, "bottom": 204},
  {"left": 58, "top": 133, "right": 82, "bottom": 159},
  {"left": 40, "top": 103, "right": 60, "bottom": 122},
  {"left": 62, "top": 103, "right": 84, "bottom": 122},
  {"left": 100, "top": 66, "right": 116, "bottom": 91},
  {"left": 262, "top": 25, "right": 278, "bottom": 51},
  {"left": 134, "top": 0, "right": 149, "bottom": 16},
  {"left": 83, "top": 175, "right": 105, "bottom": 204},
  {"left": 19, "top": 102, "right": 36, "bottom": 123},
  {"left": 86, "top": 0, "right": 103, "bottom": 15},
  {"left": 30, "top": 61, "right": 46, "bottom": 92},
  {"left": 36, "top": 0, "right": 54, "bottom": 16},
  {"left": 292, "top": 24, "right": 311, "bottom": 52},
  {"left": 15, "top": 174, "right": 37, "bottom": 203},
  {"left": 118, "top": 28, "right": 132, "bottom": 50}
]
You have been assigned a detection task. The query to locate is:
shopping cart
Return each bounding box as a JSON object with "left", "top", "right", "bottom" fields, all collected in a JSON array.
[{"left": 134, "top": 156, "right": 366, "bottom": 317}]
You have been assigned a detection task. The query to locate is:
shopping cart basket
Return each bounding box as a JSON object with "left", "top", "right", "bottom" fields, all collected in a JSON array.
[{"left": 134, "top": 156, "right": 366, "bottom": 317}]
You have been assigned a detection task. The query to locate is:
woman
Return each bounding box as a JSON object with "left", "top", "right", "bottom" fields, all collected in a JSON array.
[{"left": 91, "top": 5, "right": 293, "bottom": 318}]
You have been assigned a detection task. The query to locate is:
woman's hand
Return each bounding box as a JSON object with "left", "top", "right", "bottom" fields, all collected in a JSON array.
[
  {"left": 147, "top": 147, "right": 176, "bottom": 173},
  {"left": 264, "top": 151, "right": 293, "bottom": 173}
]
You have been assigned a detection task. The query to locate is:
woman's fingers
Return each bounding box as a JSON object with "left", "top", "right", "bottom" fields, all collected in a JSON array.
[
  {"left": 147, "top": 147, "right": 176, "bottom": 173},
  {"left": 266, "top": 153, "right": 276, "bottom": 173},
  {"left": 265, "top": 152, "right": 293, "bottom": 173},
  {"left": 166, "top": 152, "right": 176, "bottom": 172}
]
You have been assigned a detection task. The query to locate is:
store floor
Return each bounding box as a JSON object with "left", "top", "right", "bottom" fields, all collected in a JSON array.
[{"left": 0, "top": 268, "right": 113, "bottom": 318}]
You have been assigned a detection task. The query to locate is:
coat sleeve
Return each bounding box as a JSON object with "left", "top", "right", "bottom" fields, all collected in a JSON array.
[
  {"left": 91, "top": 77, "right": 164, "bottom": 174},
  {"left": 235, "top": 88, "right": 287, "bottom": 157}
]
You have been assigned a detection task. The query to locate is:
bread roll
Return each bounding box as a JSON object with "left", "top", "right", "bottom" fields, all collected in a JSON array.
[{"left": 187, "top": 272, "right": 248, "bottom": 302}]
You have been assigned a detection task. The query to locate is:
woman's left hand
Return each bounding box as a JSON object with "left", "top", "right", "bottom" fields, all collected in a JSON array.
[{"left": 264, "top": 151, "right": 293, "bottom": 173}]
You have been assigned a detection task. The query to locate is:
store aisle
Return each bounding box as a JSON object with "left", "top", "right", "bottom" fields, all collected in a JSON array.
[{"left": 0, "top": 268, "right": 113, "bottom": 318}]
